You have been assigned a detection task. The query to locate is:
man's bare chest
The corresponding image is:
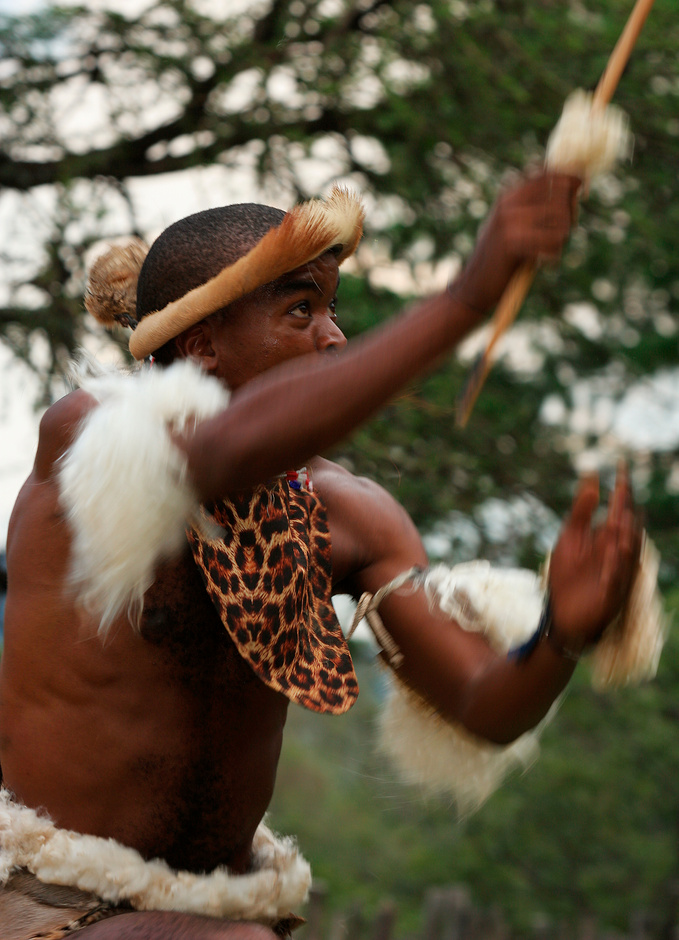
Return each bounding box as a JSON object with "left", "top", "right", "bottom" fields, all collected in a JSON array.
[{"left": 138, "top": 548, "right": 262, "bottom": 692}]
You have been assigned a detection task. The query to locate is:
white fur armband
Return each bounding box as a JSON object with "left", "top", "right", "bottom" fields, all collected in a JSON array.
[
  {"left": 375, "top": 562, "right": 550, "bottom": 815},
  {"left": 58, "top": 358, "right": 230, "bottom": 636},
  {"left": 370, "top": 549, "right": 666, "bottom": 814}
]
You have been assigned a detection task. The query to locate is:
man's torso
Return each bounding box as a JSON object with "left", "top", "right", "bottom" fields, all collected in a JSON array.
[
  {"left": 0, "top": 466, "right": 290, "bottom": 875},
  {"left": 0, "top": 389, "right": 404, "bottom": 877}
]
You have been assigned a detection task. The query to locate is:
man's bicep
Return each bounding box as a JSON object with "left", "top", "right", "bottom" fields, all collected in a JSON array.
[
  {"left": 326, "top": 471, "right": 428, "bottom": 596},
  {"left": 372, "top": 578, "right": 498, "bottom": 721},
  {"left": 333, "top": 478, "right": 497, "bottom": 723}
]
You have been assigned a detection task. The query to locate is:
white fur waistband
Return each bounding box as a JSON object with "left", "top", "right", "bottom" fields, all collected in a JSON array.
[{"left": 0, "top": 789, "right": 311, "bottom": 923}]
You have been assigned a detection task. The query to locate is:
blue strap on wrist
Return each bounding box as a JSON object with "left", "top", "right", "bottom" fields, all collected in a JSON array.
[{"left": 508, "top": 595, "right": 553, "bottom": 662}]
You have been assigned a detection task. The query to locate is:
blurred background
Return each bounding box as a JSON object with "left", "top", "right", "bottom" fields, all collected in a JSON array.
[{"left": 1, "top": 0, "right": 678, "bottom": 936}]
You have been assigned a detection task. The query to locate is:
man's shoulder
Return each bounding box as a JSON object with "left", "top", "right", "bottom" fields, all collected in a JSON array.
[
  {"left": 310, "top": 457, "right": 423, "bottom": 582},
  {"left": 310, "top": 456, "right": 389, "bottom": 506},
  {"left": 7, "top": 389, "right": 97, "bottom": 554},
  {"left": 35, "top": 388, "right": 98, "bottom": 480},
  {"left": 41, "top": 386, "right": 97, "bottom": 425}
]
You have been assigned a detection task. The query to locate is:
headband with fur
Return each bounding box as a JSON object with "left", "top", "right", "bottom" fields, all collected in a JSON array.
[{"left": 84, "top": 187, "right": 365, "bottom": 361}]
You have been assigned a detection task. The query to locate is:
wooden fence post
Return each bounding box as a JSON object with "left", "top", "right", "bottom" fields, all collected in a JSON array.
[
  {"left": 630, "top": 910, "right": 651, "bottom": 940},
  {"left": 661, "top": 878, "right": 679, "bottom": 940},
  {"left": 531, "top": 912, "right": 552, "bottom": 940},
  {"left": 423, "top": 887, "right": 448, "bottom": 940},
  {"left": 442, "top": 885, "right": 472, "bottom": 940},
  {"left": 421, "top": 885, "right": 472, "bottom": 940},
  {"left": 577, "top": 914, "right": 598, "bottom": 940},
  {"left": 328, "top": 910, "right": 348, "bottom": 940},
  {"left": 304, "top": 880, "right": 328, "bottom": 940},
  {"left": 482, "top": 903, "right": 510, "bottom": 940},
  {"left": 343, "top": 901, "right": 365, "bottom": 940},
  {"left": 372, "top": 899, "right": 397, "bottom": 940}
]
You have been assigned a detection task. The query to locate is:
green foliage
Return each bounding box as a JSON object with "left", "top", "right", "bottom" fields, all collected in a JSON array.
[
  {"left": 16, "top": 0, "right": 670, "bottom": 577},
  {"left": 271, "top": 595, "right": 679, "bottom": 937}
]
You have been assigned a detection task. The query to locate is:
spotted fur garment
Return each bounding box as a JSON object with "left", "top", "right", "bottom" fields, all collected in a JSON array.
[{"left": 188, "top": 478, "right": 359, "bottom": 714}]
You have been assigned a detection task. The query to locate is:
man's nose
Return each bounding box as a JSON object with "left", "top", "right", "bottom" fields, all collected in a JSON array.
[{"left": 315, "top": 316, "right": 347, "bottom": 353}]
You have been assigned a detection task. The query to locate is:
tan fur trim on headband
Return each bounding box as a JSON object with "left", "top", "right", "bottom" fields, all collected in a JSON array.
[
  {"left": 129, "top": 186, "right": 365, "bottom": 360},
  {"left": 0, "top": 789, "right": 311, "bottom": 923},
  {"left": 85, "top": 238, "right": 149, "bottom": 329}
]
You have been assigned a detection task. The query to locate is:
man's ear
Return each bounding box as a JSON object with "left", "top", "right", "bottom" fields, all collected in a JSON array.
[{"left": 174, "top": 322, "right": 218, "bottom": 372}]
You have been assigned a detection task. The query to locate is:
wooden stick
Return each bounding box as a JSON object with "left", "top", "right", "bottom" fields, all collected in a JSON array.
[
  {"left": 594, "top": 0, "right": 656, "bottom": 108},
  {"left": 455, "top": 0, "right": 656, "bottom": 428},
  {"left": 455, "top": 263, "right": 536, "bottom": 426}
]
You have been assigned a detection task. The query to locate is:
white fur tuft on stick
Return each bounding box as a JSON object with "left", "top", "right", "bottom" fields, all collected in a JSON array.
[
  {"left": 456, "top": 0, "right": 656, "bottom": 427},
  {"left": 545, "top": 89, "right": 632, "bottom": 177}
]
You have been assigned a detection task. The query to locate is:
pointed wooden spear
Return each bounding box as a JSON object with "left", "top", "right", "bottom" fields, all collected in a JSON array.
[{"left": 455, "top": 0, "right": 657, "bottom": 428}]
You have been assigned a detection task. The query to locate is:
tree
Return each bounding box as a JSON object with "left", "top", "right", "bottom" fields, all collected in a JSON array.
[
  {"left": 2, "top": 0, "right": 679, "bottom": 570},
  {"left": 271, "top": 593, "right": 679, "bottom": 937}
]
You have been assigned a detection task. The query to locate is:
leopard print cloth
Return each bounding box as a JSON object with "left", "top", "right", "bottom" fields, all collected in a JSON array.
[{"left": 188, "top": 477, "right": 359, "bottom": 714}]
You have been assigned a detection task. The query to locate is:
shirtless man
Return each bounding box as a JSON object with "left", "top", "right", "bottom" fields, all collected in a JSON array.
[{"left": 0, "top": 173, "right": 641, "bottom": 939}]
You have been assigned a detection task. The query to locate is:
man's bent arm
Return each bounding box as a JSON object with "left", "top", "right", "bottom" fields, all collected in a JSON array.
[{"left": 324, "top": 464, "right": 640, "bottom": 745}]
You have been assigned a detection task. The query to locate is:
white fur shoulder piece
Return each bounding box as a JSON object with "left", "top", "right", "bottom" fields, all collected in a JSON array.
[
  {"left": 58, "top": 358, "right": 230, "bottom": 637},
  {"left": 0, "top": 790, "right": 310, "bottom": 923}
]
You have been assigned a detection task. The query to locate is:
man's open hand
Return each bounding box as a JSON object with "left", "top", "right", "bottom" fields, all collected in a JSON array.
[{"left": 548, "top": 463, "right": 642, "bottom": 653}]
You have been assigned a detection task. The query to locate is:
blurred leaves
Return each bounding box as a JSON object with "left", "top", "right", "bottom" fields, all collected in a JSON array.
[{"left": 272, "top": 593, "right": 679, "bottom": 936}]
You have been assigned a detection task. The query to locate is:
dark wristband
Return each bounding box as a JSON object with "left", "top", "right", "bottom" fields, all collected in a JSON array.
[{"left": 509, "top": 595, "right": 582, "bottom": 663}]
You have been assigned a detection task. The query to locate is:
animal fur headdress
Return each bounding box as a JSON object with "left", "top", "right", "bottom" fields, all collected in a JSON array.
[{"left": 85, "top": 187, "right": 365, "bottom": 361}]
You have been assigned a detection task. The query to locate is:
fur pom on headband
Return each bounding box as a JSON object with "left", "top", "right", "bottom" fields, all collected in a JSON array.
[
  {"left": 58, "top": 357, "right": 229, "bottom": 637},
  {"left": 84, "top": 237, "right": 149, "bottom": 330},
  {"left": 129, "top": 186, "right": 365, "bottom": 360}
]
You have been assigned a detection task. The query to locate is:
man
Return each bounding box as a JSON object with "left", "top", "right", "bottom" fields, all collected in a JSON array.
[{"left": 0, "top": 175, "right": 641, "bottom": 940}]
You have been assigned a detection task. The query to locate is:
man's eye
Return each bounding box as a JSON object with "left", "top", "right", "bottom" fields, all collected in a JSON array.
[
  {"left": 329, "top": 298, "right": 337, "bottom": 316},
  {"left": 289, "top": 301, "right": 311, "bottom": 318}
]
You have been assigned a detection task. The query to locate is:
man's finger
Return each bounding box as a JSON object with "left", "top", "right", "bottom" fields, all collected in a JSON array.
[
  {"left": 569, "top": 473, "right": 600, "bottom": 529},
  {"left": 607, "top": 461, "right": 638, "bottom": 537}
]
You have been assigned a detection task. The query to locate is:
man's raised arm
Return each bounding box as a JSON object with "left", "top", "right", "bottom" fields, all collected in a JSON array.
[{"left": 183, "top": 173, "right": 580, "bottom": 501}]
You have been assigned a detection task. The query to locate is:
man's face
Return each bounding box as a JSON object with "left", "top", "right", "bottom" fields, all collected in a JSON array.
[{"left": 206, "top": 251, "right": 346, "bottom": 389}]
